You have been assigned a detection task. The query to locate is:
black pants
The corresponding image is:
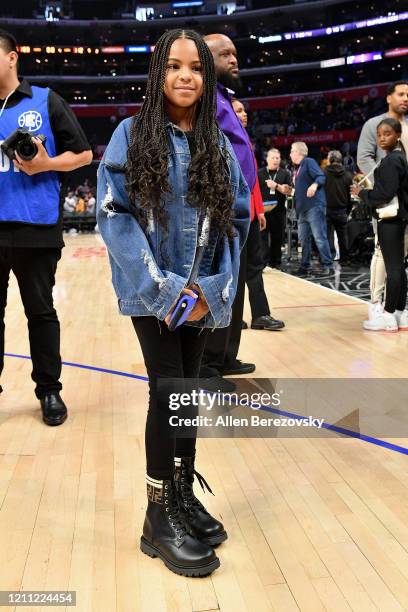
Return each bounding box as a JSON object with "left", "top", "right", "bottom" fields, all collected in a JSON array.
[
  {"left": 326, "top": 210, "right": 349, "bottom": 261},
  {"left": 132, "top": 316, "right": 209, "bottom": 480},
  {"left": 377, "top": 218, "right": 407, "bottom": 313},
  {"left": 262, "top": 208, "right": 286, "bottom": 266},
  {"left": 199, "top": 244, "right": 247, "bottom": 376},
  {"left": 0, "top": 247, "right": 62, "bottom": 398},
  {"left": 246, "top": 218, "right": 270, "bottom": 320}
]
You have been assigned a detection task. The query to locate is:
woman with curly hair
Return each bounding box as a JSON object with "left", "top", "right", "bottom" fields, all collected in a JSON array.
[{"left": 97, "top": 29, "right": 250, "bottom": 576}]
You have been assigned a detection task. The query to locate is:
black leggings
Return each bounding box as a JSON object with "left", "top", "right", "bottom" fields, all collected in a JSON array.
[
  {"left": 377, "top": 218, "right": 407, "bottom": 313},
  {"left": 132, "top": 316, "right": 209, "bottom": 480}
]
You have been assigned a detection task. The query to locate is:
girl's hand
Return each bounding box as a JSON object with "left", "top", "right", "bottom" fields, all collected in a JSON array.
[
  {"left": 187, "top": 284, "right": 210, "bottom": 321},
  {"left": 164, "top": 287, "right": 198, "bottom": 326}
]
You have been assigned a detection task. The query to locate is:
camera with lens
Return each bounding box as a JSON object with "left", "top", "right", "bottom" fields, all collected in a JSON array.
[{"left": 1, "top": 128, "right": 47, "bottom": 162}]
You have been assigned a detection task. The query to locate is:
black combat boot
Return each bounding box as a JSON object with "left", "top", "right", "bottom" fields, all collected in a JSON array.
[
  {"left": 174, "top": 456, "right": 228, "bottom": 546},
  {"left": 140, "top": 475, "right": 220, "bottom": 577}
]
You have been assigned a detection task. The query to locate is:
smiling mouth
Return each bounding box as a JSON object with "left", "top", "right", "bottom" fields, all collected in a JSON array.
[{"left": 175, "top": 87, "right": 195, "bottom": 91}]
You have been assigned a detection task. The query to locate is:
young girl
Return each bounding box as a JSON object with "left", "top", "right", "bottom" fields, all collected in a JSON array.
[
  {"left": 97, "top": 30, "right": 250, "bottom": 576},
  {"left": 351, "top": 118, "right": 408, "bottom": 332}
]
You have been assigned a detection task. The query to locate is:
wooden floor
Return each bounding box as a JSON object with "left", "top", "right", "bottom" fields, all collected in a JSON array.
[{"left": 1, "top": 233, "right": 408, "bottom": 612}]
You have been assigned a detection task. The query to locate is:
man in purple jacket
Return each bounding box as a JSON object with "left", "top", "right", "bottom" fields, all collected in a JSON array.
[{"left": 199, "top": 33, "right": 269, "bottom": 387}]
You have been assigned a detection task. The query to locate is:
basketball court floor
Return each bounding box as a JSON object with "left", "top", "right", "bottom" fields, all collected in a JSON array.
[{"left": 1, "top": 233, "right": 408, "bottom": 612}]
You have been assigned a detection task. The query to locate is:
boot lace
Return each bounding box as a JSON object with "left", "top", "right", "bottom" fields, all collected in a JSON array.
[
  {"left": 164, "top": 481, "right": 188, "bottom": 539},
  {"left": 180, "top": 464, "right": 214, "bottom": 513}
]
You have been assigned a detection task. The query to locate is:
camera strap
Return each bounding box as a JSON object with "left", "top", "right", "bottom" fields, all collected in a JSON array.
[{"left": 0, "top": 89, "right": 16, "bottom": 119}]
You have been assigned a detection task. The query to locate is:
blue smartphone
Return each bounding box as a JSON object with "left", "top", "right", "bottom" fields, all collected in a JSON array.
[{"left": 168, "top": 292, "right": 198, "bottom": 331}]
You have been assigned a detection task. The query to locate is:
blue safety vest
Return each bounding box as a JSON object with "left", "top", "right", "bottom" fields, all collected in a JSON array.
[{"left": 0, "top": 85, "right": 60, "bottom": 225}]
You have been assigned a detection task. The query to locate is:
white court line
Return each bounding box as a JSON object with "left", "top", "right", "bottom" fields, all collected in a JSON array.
[{"left": 278, "top": 269, "right": 368, "bottom": 305}]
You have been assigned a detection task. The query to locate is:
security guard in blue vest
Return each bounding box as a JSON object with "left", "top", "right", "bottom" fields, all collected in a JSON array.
[{"left": 0, "top": 30, "right": 92, "bottom": 425}]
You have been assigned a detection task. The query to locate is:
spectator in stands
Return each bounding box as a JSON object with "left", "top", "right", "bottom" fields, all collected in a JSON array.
[
  {"left": 75, "top": 195, "right": 86, "bottom": 214},
  {"left": 324, "top": 150, "right": 353, "bottom": 264},
  {"left": 258, "top": 147, "right": 291, "bottom": 269},
  {"left": 352, "top": 118, "right": 408, "bottom": 332},
  {"left": 357, "top": 81, "right": 408, "bottom": 324},
  {"left": 63, "top": 190, "right": 77, "bottom": 213},
  {"left": 281, "top": 142, "right": 333, "bottom": 275},
  {"left": 86, "top": 192, "right": 96, "bottom": 214}
]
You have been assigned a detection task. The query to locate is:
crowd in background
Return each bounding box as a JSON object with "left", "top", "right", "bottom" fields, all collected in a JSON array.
[{"left": 63, "top": 180, "right": 96, "bottom": 216}]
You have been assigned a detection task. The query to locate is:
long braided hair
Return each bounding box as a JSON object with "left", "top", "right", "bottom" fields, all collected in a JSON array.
[{"left": 125, "top": 29, "right": 235, "bottom": 239}]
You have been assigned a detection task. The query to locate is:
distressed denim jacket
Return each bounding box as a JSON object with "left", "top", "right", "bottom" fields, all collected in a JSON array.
[{"left": 96, "top": 117, "right": 250, "bottom": 328}]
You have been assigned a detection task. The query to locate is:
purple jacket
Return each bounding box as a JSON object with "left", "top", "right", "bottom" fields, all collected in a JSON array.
[{"left": 216, "top": 83, "right": 256, "bottom": 191}]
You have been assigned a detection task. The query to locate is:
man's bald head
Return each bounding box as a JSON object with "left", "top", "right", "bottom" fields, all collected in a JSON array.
[
  {"left": 203, "top": 33, "right": 233, "bottom": 51},
  {"left": 203, "top": 33, "right": 239, "bottom": 88}
]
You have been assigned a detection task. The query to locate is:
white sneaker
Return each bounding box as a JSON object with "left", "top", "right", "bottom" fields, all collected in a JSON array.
[
  {"left": 368, "top": 302, "right": 383, "bottom": 320},
  {"left": 395, "top": 309, "right": 408, "bottom": 330},
  {"left": 363, "top": 311, "right": 398, "bottom": 332}
]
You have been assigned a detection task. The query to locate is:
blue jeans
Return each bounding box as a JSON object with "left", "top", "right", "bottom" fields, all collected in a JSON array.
[{"left": 297, "top": 206, "right": 333, "bottom": 268}]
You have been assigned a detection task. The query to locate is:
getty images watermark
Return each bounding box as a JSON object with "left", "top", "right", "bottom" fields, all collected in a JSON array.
[{"left": 168, "top": 389, "right": 325, "bottom": 430}]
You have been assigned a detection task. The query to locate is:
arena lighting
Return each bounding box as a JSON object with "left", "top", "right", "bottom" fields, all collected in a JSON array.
[
  {"left": 320, "top": 51, "right": 383, "bottom": 68},
  {"left": 346, "top": 51, "right": 382, "bottom": 64},
  {"left": 125, "top": 45, "right": 150, "bottom": 53},
  {"left": 320, "top": 57, "right": 345, "bottom": 68},
  {"left": 172, "top": 1, "right": 203, "bottom": 7},
  {"left": 385, "top": 47, "right": 408, "bottom": 58},
  {"left": 19, "top": 44, "right": 153, "bottom": 55},
  {"left": 102, "top": 46, "right": 125, "bottom": 54},
  {"left": 258, "top": 10, "right": 408, "bottom": 44}
]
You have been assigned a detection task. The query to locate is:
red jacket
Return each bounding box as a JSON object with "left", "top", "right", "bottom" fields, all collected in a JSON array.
[{"left": 250, "top": 173, "right": 265, "bottom": 222}]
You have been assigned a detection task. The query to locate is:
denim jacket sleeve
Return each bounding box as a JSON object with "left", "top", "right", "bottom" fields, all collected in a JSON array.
[
  {"left": 195, "top": 137, "right": 250, "bottom": 327},
  {"left": 97, "top": 119, "right": 186, "bottom": 320}
]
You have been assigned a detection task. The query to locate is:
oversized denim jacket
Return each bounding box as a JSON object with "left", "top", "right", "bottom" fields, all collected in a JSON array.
[{"left": 96, "top": 117, "right": 250, "bottom": 328}]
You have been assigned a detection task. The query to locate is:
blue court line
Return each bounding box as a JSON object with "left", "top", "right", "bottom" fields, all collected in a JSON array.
[
  {"left": 4, "top": 352, "right": 408, "bottom": 457},
  {"left": 5, "top": 352, "right": 149, "bottom": 382}
]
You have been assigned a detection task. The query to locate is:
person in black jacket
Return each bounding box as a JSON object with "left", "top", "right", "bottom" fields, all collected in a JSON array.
[
  {"left": 324, "top": 150, "right": 353, "bottom": 264},
  {"left": 258, "top": 148, "right": 291, "bottom": 269},
  {"left": 351, "top": 118, "right": 408, "bottom": 332}
]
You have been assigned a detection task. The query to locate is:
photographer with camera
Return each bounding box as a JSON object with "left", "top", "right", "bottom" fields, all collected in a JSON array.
[{"left": 0, "top": 30, "right": 92, "bottom": 425}]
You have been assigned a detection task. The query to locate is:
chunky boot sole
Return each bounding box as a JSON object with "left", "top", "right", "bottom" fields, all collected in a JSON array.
[
  {"left": 200, "top": 530, "right": 228, "bottom": 547},
  {"left": 140, "top": 536, "right": 220, "bottom": 577}
]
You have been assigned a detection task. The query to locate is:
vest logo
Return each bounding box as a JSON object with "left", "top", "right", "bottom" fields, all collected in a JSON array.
[{"left": 18, "top": 110, "right": 43, "bottom": 132}]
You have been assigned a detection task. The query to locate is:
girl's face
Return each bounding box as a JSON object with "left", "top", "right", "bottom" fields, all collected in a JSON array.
[
  {"left": 232, "top": 100, "right": 248, "bottom": 128},
  {"left": 377, "top": 124, "right": 400, "bottom": 151},
  {"left": 164, "top": 38, "right": 204, "bottom": 110}
]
